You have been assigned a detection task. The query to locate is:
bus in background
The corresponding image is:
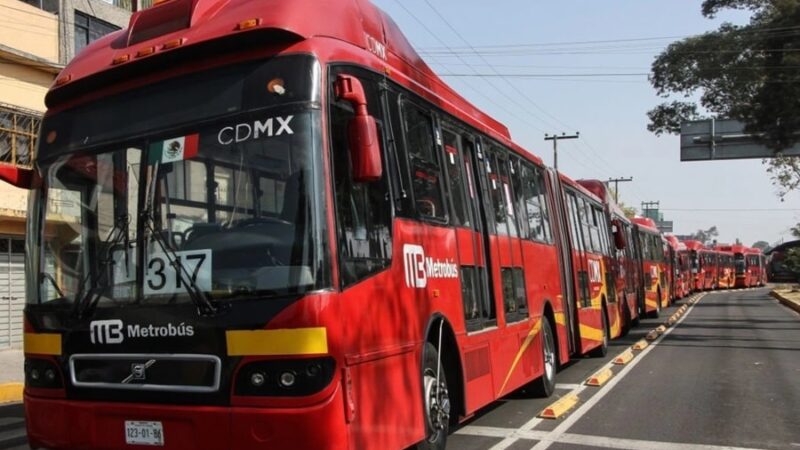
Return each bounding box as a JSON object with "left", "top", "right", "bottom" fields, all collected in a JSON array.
[
  {"left": 758, "top": 252, "right": 768, "bottom": 286},
  {"left": 714, "top": 246, "right": 736, "bottom": 289},
  {"left": 631, "top": 217, "right": 667, "bottom": 317},
  {"left": 4, "top": 1, "right": 639, "bottom": 448},
  {"left": 745, "top": 248, "right": 764, "bottom": 287},
  {"left": 578, "top": 179, "right": 641, "bottom": 334},
  {"left": 724, "top": 244, "right": 756, "bottom": 288},
  {"left": 703, "top": 250, "right": 719, "bottom": 290},
  {"left": 665, "top": 235, "right": 690, "bottom": 299},
  {"left": 683, "top": 240, "right": 706, "bottom": 291}
]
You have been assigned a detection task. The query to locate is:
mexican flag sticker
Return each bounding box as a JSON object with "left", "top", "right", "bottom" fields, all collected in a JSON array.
[{"left": 148, "top": 134, "right": 199, "bottom": 165}]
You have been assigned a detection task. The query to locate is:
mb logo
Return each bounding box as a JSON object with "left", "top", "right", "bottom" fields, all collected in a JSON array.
[
  {"left": 90, "top": 320, "right": 124, "bottom": 344},
  {"left": 403, "top": 244, "right": 427, "bottom": 288}
]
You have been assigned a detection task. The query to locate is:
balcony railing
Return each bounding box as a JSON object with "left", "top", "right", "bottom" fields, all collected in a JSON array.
[{"left": 0, "top": 105, "right": 41, "bottom": 170}]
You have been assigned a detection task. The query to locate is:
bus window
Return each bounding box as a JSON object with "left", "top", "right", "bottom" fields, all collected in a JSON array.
[
  {"left": 402, "top": 102, "right": 446, "bottom": 221},
  {"left": 442, "top": 129, "right": 471, "bottom": 228}
]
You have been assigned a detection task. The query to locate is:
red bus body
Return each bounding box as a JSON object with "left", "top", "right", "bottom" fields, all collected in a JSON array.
[
  {"left": 21, "top": 1, "right": 626, "bottom": 449},
  {"left": 631, "top": 218, "right": 668, "bottom": 316},
  {"left": 578, "top": 179, "right": 641, "bottom": 331},
  {"left": 665, "top": 236, "right": 691, "bottom": 299},
  {"left": 713, "top": 246, "right": 736, "bottom": 289}
]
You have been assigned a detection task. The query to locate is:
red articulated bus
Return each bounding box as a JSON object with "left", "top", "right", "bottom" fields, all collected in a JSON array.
[
  {"left": 713, "top": 246, "right": 736, "bottom": 290},
  {"left": 9, "top": 1, "right": 630, "bottom": 449},
  {"left": 744, "top": 248, "right": 764, "bottom": 287},
  {"left": 722, "top": 244, "right": 757, "bottom": 288},
  {"left": 683, "top": 240, "right": 707, "bottom": 291},
  {"left": 631, "top": 218, "right": 668, "bottom": 317},
  {"left": 578, "top": 179, "right": 641, "bottom": 334},
  {"left": 665, "top": 236, "right": 691, "bottom": 300}
]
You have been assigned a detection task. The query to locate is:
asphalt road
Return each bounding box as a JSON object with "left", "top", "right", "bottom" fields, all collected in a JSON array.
[{"left": 2, "top": 288, "right": 798, "bottom": 450}]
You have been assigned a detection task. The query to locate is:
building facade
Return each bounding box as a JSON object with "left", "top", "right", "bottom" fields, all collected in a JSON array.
[{"left": 0, "top": 0, "right": 133, "bottom": 348}]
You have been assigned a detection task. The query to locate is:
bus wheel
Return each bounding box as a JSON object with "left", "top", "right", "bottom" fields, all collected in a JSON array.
[
  {"left": 416, "top": 343, "right": 450, "bottom": 450},
  {"left": 589, "top": 310, "right": 609, "bottom": 357},
  {"left": 527, "top": 317, "right": 556, "bottom": 397}
]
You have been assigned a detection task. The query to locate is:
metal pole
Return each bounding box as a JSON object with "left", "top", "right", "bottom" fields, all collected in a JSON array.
[
  {"left": 607, "top": 177, "right": 633, "bottom": 202},
  {"left": 545, "top": 132, "right": 579, "bottom": 171}
]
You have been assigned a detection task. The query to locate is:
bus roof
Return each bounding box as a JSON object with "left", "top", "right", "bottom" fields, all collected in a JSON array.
[
  {"left": 682, "top": 240, "right": 706, "bottom": 251},
  {"left": 631, "top": 217, "right": 658, "bottom": 232},
  {"left": 45, "top": 0, "right": 530, "bottom": 160},
  {"left": 576, "top": 179, "right": 628, "bottom": 219}
]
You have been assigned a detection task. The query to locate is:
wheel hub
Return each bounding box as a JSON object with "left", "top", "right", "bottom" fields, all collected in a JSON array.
[{"left": 424, "top": 374, "right": 450, "bottom": 434}]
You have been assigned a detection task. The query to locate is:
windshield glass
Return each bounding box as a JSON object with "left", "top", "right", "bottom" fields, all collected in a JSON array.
[
  {"left": 31, "top": 109, "right": 328, "bottom": 307},
  {"left": 734, "top": 254, "right": 746, "bottom": 274}
]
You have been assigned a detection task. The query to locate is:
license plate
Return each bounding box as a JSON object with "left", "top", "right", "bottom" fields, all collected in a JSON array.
[{"left": 125, "top": 421, "right": 164, "bottom": 446}]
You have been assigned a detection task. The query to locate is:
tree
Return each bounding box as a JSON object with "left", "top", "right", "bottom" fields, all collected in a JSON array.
[
  {"left": 687, "top": 226, "right": 719, "bottom": 245},
  {"left": 648, "top": 0, "right": 800, "bottom": 200},
  {"left": 752, "top": 240, "right": 770, "bottom": 250}
]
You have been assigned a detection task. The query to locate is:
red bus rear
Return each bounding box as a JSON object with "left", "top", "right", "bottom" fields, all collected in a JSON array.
[{"left": 631, "top": 218, "right": 668, "bottom": 317}]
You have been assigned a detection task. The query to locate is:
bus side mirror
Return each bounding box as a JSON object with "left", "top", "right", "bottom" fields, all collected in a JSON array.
[
  {"left": 0, "top": 165, "right": 36, "bottom": 189},
  {"left": 611, "top": 220, "right": 626, "bottom": 250},
  {"left": 334, "top": 74, "right": 382, "bottom": 183}
]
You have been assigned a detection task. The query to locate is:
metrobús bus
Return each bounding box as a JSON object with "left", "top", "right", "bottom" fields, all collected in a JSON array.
[
  {"left": 744, "top": 248, "right": 765, "bottom": 287},
  {"left": 578, "top": 179, "right": 641, "bottom": 333},
  {"left": 722, "top": 244, "right": 758, "bottom": 288},
  {"left": 713, "top": 247, "right": 736, "bottom": 289},
  {"left": 631, "top": 218, "right": 668, "bottom": 317},
  {"left": 683, "top": 240, "right": 706, "bottom": 291},
  {"left": 1, "top": 1, "right": 629, "bottom": 448},
  {"left": 665, "top": 236, "right": 690, "bottom": 300}
]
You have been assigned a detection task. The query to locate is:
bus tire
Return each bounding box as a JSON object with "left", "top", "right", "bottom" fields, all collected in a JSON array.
[
  {"left": 415, "top": 343, "right": 450, "bottom": 450},
  {"left": 527, "top": 316, "right": 557, "bottom": 398},
  {"left": 589, "top": 308, "right": 609, "bottom": 358}
]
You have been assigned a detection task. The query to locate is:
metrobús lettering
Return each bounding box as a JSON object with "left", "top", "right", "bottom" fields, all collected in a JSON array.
[
  {"left": 425, "top": 257, "right": 458, "bottom": 279},
  {"left": 127, "top": 323, "right": 195, "bottom": 338}
]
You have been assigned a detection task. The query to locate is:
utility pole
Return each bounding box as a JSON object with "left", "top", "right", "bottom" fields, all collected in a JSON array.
[
  {"left": 606, "top": 177, "right": 633, "bottom": 202},
  {"left": 544, "top": 132, "right": 579, "bottom": 171}
]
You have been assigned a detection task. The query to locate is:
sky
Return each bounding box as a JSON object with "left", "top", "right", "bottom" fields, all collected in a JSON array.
[{"left": 371, "top": 0, "right": 800, "bottom": 247}]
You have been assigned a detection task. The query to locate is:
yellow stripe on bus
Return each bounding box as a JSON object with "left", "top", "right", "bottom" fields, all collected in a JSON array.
[
  {"left": 554, "top": 312, "right": 566, "bottom": 326},
  {"left": 579, "top": 324, "right": 604, "bottom": 342},
  {"left": 24, "top": 333, "right": 62, "bottom": 356},
  {"left": 645, "top": 299, "right": 659, "bottom": 310},
  {"left": 226, "top": 328, "right": 328, "bottom": 356},
  {"left": 498, "top": 319, "right": 542, "bottom": 394}
]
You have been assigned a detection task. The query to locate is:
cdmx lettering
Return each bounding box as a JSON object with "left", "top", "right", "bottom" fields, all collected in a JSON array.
[{"left": 217, "top": 115, "right": 294, "bottom": 145}]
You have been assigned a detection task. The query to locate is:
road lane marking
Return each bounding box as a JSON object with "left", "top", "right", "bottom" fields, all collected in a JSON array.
[
  {"left": 555, "top": 383, "right": 582, "bottom": 390},
  {"left": 529, "top": 294, "right": 706, "bottom": 450}
]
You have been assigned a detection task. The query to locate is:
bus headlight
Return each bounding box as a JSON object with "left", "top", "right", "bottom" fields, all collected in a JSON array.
[
  {"left": 25, "top": 358, "right": 63, "bottom": 389},
  {"left": 234, "top": 357, "right": 335, "bottom": 397}
]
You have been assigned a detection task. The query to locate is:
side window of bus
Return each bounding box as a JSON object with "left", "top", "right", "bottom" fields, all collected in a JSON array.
[
  {"left": 486, "top": 147, "right": 518, "bottom": 237},
  {"left": 402, "top": 102, "right": 446, "bottom": 221},
  {"left": 510, "top": 157, "right": 529, "bottom": 238},
  {"left": 566, "top": 191, "right": 583, "bottom": 252},
  {"left": 537, "top": 168, "right": 553, "bottom": 243},
  {"left": 441, "top": 128, "right": 471, "bottom": 228},
  {"left": 519, "top": 162, "right": 546, "bottom": 242},
  {"left": 329, "top": 69, "right": 393, "bottom": 287}
]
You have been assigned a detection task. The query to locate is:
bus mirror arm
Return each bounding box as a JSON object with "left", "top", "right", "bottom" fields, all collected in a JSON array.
[
  {"left": 334, "top": 74, "right": 383, "bottom": 183},
  {"left": 0, "top": 165, "right": 39, "bottom": 189},
  {"left": 611, "top": 220, "right": 626, "bottom": 250}
]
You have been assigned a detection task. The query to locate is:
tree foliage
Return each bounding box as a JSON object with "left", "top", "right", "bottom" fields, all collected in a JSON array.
[
  {"left": 751, "top": 240, "right": 770, "bottom": 249},
  {"left": 648, "top": 0, "right": 800, "bottom": 200},
  {"left": 687, "top": 225, "right": 720, "bottom": 245}
]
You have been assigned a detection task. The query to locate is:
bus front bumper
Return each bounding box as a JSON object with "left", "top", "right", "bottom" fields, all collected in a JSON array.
[{"left": 25, "top": 388, "right": 348, "bottom": 450}]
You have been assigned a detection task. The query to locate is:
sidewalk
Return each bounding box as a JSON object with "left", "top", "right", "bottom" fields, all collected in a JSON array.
[
  {"left": 0, "top": 349, "right": 23, "bottom": 404},
  {"left": 771, "top": 286, "right": 800, "bottom": 315}
]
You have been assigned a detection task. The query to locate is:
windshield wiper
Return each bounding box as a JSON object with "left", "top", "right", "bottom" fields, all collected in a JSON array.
[
  {"left": 74, "top": 214, "right": 131, "bottom": 318},
  {"left": 141, "top": 161, "right": 222, "bottom": 317}
]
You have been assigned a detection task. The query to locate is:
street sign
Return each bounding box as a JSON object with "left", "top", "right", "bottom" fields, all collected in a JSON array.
[
  {"left": 680, "top": 119, "right": 800, "bottom": 161},
  {"left": 656, "top": 221, "right": 673, "bottom": 233}
]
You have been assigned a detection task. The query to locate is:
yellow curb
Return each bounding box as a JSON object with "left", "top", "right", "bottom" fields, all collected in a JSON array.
[
  {"left": 770, "top": 290, "right": 800, "bottom": 315},
  {"left": 632, "top": 339, "right": 649, "bottom": 350},
  {"left": 645, "top": 330, "right": 659, "bottom": 341},
  {"left": 0, "top": 383, "right": 23, "bottom": 404},
  {"left": 612, "top": 348, "right": 634, "bottom": 365},
  {"left": 656, "top": 325, "right": 667, "bottom": 333},
  {"left": 539, "top": 393, "right": 579, "bottom": 419},
  {"left": 585, "top": 367, "right": 613, "bottom": 387}
]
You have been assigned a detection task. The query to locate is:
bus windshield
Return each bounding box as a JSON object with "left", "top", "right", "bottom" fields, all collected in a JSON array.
[
  {"left": 30, "top": 109, "right": 328, "bottom": 310},
  {"left": 734, "top": 254, "right": 746, "bottom": 274}
]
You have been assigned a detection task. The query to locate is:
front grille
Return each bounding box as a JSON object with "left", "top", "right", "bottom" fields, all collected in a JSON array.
[{"left": 69, "top": 354, "right": 221, "bottom": 393}]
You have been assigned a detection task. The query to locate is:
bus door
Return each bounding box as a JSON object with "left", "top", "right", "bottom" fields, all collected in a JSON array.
[
  {"left": 544, "top": 171, "right": 579, "bottom": 354},
  {"left": 440, "top": 127, "right": 495, "bottom": 333}
]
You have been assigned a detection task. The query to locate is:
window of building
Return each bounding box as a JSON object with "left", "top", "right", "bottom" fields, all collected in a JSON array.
[
  {"left": 0, "top": 105, "right": 40, "bottom": 168},
  {"left": 74, "top": 11, "right": 120, "bottom": 54}
]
